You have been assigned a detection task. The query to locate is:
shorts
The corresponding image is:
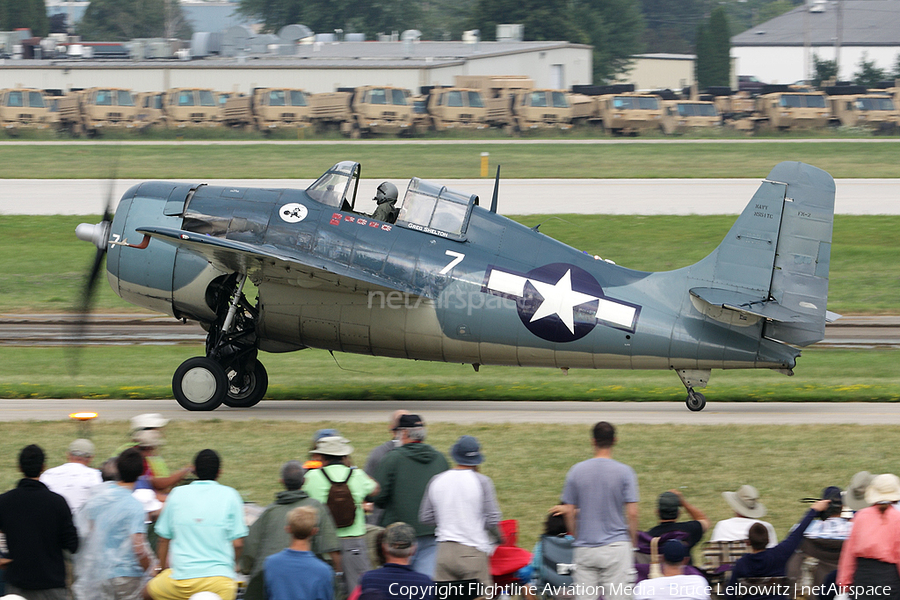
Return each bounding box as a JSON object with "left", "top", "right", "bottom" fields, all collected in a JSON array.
[{"left": 145, "top": 568, "right": 237, "bottom": 600}]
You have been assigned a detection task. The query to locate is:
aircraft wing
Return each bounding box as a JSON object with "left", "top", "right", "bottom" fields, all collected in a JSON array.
[{"left": 136, "top": 226, "right": 426, "bottom": 297}]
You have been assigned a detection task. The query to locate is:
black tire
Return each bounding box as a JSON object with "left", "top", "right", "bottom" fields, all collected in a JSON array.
[
  {"left": 172, "top": 357, "right": 227, "bottom": 411},
  {"left": 222, "top": 359, "right": 268, "bottom": 408},
  {"left": 686, "top": 389, "right": 707, "bottom": 412}
]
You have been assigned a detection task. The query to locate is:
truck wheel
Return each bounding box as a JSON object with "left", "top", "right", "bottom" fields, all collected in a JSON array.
[{"left": 350, "top": 123, "right": 362, "bottom": 139}]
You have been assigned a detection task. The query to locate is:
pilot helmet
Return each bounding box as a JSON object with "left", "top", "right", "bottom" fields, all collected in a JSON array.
[{"left": 375, "top": 182, "right": 398, "bottom": 205}]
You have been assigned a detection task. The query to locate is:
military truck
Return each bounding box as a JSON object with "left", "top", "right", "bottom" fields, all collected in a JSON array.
[
  {"left": 135, "top": 92, "right": 166, "bottom": 128},
  {"left": 162, "top": 88, "right": 221, "bottom": 127},
  {"left": 510, "top": 89, "right": 577, "bottom": 131},
  {"left": 595, "top": 91, "right": 664, "bottom": 134},
  {"left": 570, "top": 84, "right": 665, "bottom": 135},
  {"left": 425, "top": 86, "right": 491, "bottom": 131},
  {"left": 825, "top": 85, "right": 899, "bottom": 132},
  {"left": 453, "top": 75, "right": 534, "bottom": 131},
  {"left": 223, "top": 88, "right": 312, "bottom": 131},
  {"left": 661, "top": 100, "right": 721, "bottom": 134},
  {"left": 0, "top": 88, "right": 57, "bottom": 134},
  {"left": 752, "top": 85, "right": 830, "bottom": 131},
  {"left": 57, "top": 88, "right": 144, "bottom": 136},
  {"left": 309, "top": 86, "right": 415, "bottom": 137}
]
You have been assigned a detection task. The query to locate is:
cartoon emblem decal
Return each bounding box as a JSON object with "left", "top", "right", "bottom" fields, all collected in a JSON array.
[
  {"left": 482, "top": 263, "right": 640, "bottom": 342},
  {"left": 279, "top": 203, "right": 308, "bottom": 223}
]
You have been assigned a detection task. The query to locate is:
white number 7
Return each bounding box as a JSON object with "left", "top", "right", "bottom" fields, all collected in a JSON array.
[{"left": 439, "top": 250, "right": 465, "bottom": 274}]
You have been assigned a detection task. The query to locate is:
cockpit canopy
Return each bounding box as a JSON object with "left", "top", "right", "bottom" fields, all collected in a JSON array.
[{"left": 306, "top": 162, "right": 478, "bottom": 240}]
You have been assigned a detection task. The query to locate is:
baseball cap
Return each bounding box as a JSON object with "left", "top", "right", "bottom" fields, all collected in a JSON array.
[
  {"left": 383, "top": 522, "right": 417, "bottom": 550},
  {"left": 396, "top": 414, "right": 424, "bottom": 429},
  {"left": 658, "top": 491, "right": 680, "bottom": 520},
  {"left": 68, "top": 439, "right": 95, "bottom": 457},
  {"left": 662, "top": 540, "right": 688, "bottom": 564}
]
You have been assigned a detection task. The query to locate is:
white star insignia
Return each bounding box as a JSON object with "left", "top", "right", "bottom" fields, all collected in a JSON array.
[
  {"left": 529, "top": 269, "right": 597, "bottom": 334},
  {"left": 484, "top": 266, "right": 638, "bottom": 333}
]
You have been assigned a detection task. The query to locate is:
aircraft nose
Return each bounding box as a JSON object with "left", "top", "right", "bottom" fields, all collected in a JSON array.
[{"left": 76, "top": 221, "right": 110, "bottom": 250}]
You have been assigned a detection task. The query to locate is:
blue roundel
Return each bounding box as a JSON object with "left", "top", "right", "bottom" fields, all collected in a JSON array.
[{"left": 515, "top": 263, "right": 604, "bottom": 343}]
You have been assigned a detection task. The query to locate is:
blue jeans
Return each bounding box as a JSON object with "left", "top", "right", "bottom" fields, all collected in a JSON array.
[{"left": 410, "top": 534, "right": 438, "bottom": 578}]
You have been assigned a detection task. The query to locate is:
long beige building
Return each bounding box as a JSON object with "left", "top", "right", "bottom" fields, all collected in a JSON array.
[{"left": 0, "top": 41, "right": 593, "bottom": 94}]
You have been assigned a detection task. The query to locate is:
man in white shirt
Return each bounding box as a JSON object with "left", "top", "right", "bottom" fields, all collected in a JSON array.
[
  {"left": 633, "top": 540, "right": 710, "bottom": 600},
  {"left": 709, "top": 485, "right": 777, "bottom": 548},
  {"left": 419, "top": 435, "right": 502, "bottom": 587},
  {"left": 40, "top": 438, "right": 103, "bottom": 515}
]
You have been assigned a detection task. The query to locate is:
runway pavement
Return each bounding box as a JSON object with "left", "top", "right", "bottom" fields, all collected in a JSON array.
[
  {"left": 3, "top": 178, "right": 900, "bottom": 216},
  {"left": 3, "top": 399, "right": 900, "bottom": 425}
]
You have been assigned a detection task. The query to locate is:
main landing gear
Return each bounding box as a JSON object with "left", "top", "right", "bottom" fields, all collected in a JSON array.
[
  {"left": 676, "top": 369, "right": 710, "bottom": 412},
  {"left": 172, "top": 274, "right": 269, "bottom": 411}
]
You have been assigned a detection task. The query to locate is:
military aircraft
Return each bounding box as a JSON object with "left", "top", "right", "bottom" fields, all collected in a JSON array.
[{"left": 75, "top": 160, "right": 837, "bottom": 412}]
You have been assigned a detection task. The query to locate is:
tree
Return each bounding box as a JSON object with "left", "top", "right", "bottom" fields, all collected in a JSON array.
[
  {"left": 470, "top": 0, "right": 642, "bottom": 83},
  {"left": 853, "top": 52, "right": 887, "bottom": 88},
  {"left": 812, "top": 54, "right": 837, "bottom": 88},
  {"left": 694, "top": 22, "right": 713, "bottom": 88},
  {"left": 707, "top": 7, "right": 731, "bottom": 86},
  {"left": 78, "top": 0, "right": 192, "bottom": 41},
  {"left": 237, "top": 0, "right": 423, "bottom": 39},
  {"left": 894, "top": 54, "right": 900, "bottom": 80},
  {"left": 695, "top": 8, "right": 730, "bottom": 89},
  {"left": 0, "top": 0, "right": 50, "bottom": 38},
  {"left": 49, "top": 13, "right": 68, "bottom": 34}
]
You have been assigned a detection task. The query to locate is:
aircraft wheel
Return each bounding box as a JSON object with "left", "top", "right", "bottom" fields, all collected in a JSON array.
[
  {"left": 686, "top": 388, "right": 707, "bottom": 412},
  {"left": 223, "top": 359, "right": 268, "bottom": 408},
  {"left": 172, "top": 357, "right": 227, "bottom": 411}
]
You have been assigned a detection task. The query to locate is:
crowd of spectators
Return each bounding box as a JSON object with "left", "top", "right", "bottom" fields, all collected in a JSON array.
[{"left": 0, "top": 416, "right": 898, "bottom": 600}]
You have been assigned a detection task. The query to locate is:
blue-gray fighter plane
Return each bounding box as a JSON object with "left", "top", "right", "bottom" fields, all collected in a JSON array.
[{"left": 75, "top": 161, "right": 837, "bottom": 411}]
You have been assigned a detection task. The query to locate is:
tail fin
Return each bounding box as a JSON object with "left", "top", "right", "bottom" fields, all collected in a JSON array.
[{"left": 689, "top": 161, "right": 836, "bottom": 346}]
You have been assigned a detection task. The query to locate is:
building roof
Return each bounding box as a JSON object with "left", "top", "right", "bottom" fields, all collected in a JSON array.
[
  {"left": 2, "top": 40, "right": 585, "bottom": 70},
  {"left": 732, "top": 0, "right": 900, "bottom": 47}
]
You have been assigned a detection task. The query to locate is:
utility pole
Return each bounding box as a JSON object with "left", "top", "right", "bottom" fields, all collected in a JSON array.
[
  {"left": 804, "top": 0, "right": 810, "bottom": 81},
  {"left": 834, "top": 0, "right": 842, "bottom": 79}
]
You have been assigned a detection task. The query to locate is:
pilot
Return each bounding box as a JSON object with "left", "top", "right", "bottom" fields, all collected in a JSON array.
[{"left": 371, "top": 182, "right": 399, "bottom": 223}]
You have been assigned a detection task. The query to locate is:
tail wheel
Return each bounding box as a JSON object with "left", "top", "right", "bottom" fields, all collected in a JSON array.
[
  {"left": 686, "top": 388, "right": 707, "bottom": 412},
  {"left": 223, "top": 359, "right": 268, "bottom": 408},
  {"left": 173, "top": 357, "right": 227, "bottom": 411}
]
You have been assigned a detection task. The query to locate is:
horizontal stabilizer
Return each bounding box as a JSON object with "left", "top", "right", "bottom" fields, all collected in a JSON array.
[
  {"left": 826, "top": 310, "right": 842, "bottom": 323},
  {"left": 690, "top": 287, "right": 814, "bottom": 324}
]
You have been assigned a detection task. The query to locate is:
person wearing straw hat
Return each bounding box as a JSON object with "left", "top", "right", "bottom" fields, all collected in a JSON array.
[
  {"left": 710, "top": 485, "right": 778, "bottom": 548},
  {"left": 303, "top": 436, "right": 378, "bottom": 594},
  {"left": 837, "top": 474, "right": 900, "bottom": 600}
]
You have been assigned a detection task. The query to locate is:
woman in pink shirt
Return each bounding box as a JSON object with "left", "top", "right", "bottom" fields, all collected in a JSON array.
[{"left": 836, "top": 474, "right": 900, "bottom": 600}]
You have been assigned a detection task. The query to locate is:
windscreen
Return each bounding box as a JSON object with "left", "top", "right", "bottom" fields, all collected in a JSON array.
[
  {"left": 199, "top": 90, "right": 216, "bottom": 107},
  {"left": 117, "top": 90, "right": 134, "bottom": 106},
  {"left": 290, "top": 90, "right": 308, "bottom": 106},
  {"left": 27, "top": 91, "right": 45, "bottom": 108},
  {"left": 552, "top": 92, "right": 569, "bottom": 108}
]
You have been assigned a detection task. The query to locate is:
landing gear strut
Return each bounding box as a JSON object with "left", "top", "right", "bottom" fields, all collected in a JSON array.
[
  {"left": 675, "top": 368, "right": 710, "bottom": 412},
  {"left": 172, "top": 273, "right": 269, "bottom": 411}
]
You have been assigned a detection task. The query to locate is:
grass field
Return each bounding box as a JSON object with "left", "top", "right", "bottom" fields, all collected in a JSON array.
[
  {"left": 2, "top": 214, "right": 897, "bottom": 315},
  {"left": 2, "top": 141, "right": 900, "bottom": 179},
  {"left": 3, "top": 420, "right": 898, "bottom": 552},
  {"left": 1, "top": 345, "right": 898, "bottom": 401}
]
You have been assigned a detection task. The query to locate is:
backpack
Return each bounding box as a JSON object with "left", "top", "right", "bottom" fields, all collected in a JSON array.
[{"left": 321, "top": 467, "right": 356, "bottom": 528}]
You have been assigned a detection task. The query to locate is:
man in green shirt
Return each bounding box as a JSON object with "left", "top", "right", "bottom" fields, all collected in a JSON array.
[{"left": 303, "top": 436, "right": 379, "bottom": 594}]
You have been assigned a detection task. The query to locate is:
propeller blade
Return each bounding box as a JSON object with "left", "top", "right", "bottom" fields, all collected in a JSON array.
[{"left": 69, "top": 155, "right": 118, "bottom": 373}]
